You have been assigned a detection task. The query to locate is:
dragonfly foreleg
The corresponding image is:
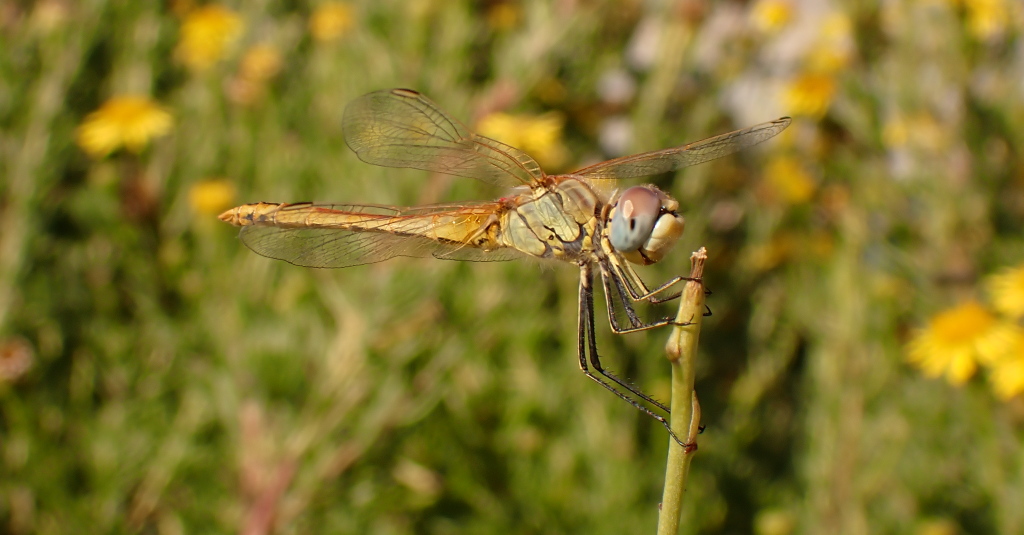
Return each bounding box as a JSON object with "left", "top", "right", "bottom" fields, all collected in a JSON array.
[
  {"left": 610, "top": 259, "right": 702, "bottom": 306},
  {"left": 602, "top": 262, "right": 647, "bottom": 329},
  {"left": 648, "top": 285, "right": 713, "bottom": 306},
  {"left": 599, "top": 262, "right": 694, "bottom": 335}
]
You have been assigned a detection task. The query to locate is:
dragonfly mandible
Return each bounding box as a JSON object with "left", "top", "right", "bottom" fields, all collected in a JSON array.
[{"left": 220, "top": 88, "right": 791, "bottom": 445}]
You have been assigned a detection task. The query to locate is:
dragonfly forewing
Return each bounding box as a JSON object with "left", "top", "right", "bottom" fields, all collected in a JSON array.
[{"left": 572, "top": 117, "right": 792, "bottom": 180}]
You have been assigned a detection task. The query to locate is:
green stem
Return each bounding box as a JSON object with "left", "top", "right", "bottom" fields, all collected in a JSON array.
[{"left": 656, "top": 248, "right": 707, "bottom": 535}]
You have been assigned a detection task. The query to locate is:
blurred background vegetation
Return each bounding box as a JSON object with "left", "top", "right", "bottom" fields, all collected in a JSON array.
[{"left": 2, "top": 0, "right": 1024, "bottom": 533}]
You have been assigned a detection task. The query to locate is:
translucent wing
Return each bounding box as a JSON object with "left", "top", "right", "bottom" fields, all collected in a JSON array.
[
  {"left": 342, "top": 88, "right": 545, "bottom": 187},
  {"left": 573, "top": 117, "right": 792, "bottom": 180},
  {"left": 236, "top": 202, "right": 522, "bottom": 268}
]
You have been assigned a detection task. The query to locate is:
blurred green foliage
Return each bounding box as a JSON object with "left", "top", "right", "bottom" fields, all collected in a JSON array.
[{"left": 2, "top": 1, "right": 1024, "bottom": 534}]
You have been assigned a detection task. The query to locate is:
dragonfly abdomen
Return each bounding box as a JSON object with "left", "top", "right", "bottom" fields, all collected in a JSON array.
[{"left": 220, "top": 202, "right": 384, "bottom": 229}]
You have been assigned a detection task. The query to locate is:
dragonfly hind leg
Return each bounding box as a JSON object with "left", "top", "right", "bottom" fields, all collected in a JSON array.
[{"left": 577, "top": 264, "right": 697, "bottom": 448}]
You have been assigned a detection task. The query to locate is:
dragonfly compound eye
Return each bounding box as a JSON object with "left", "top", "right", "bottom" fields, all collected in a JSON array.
[
  {"left": 610, "top": 186, "right": 684, "bottom": 265},
  {"left": 610, "top": 186, "right": 663, "bottom": 253}
]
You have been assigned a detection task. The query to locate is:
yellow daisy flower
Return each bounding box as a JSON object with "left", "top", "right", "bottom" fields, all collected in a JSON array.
[
  {"left": 884, "top": 112, "right": 951, "bottom": 155},
  {"left": 75, "top": 96, "right": 173, "bottom": 158},
  {"left": 986, "top": 263, "right": 1024, "bottom": 319},
  {"left": 806, "top": 46, "right": 853, "bottom": 74},
  {"left": 988, "top": 341, "right": 1024, "bottom": 400},
  {"left": 881, "top": 115, "right": 910, "bottom": 149},
  {"left": 965, "top": 0, "right": 1010, "bottom": 40},
  {"left": 820, "top": 12, "right": 853, "bottom": 43},
  {"left": 786, "top": 13, "right": 851, "bottom": 74},
  {"left": 750, "top": 0, "right": 793, "bottom": 33},
  {"left": 477, "top": 111, "right": 569, "bottom": 170},
  {"left": 783, "top": 74, "right": 836, "bottom": 119},
  {"left": 906, "top": 301, "right": 1018, "bottom": 385},
  {"left": 228, "top": 44, "right": 284, "bottom": 106},
  {"left": 309, "top": 2, "right": 354, "bottom": 42},
  {"left": 239, "top": 44, "right": 283, "bottom": 82},
  {"left": 189, "top": 179, "right": 237, "bottom": 215},
  {"left": 175, "top": 5, "right": 244, "bottom": 71},
  {"left": 762, "top": 155, "right": 816, "bottom": 204}
]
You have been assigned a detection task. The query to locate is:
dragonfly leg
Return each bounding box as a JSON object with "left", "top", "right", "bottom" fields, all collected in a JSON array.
[
  {"left": 579, "top": 264, "right": 677, "bottom": 416},
  {"left": 574, "top": 264, "right": 699, "bottom": 449},
  {"left": 600, "top": 263, "right": 694, "bottom": 335},
  {"left": 602, "top": 264, "right": 647, "bottom": 329},
  {"left": 612, "top": 260, "right": 697, "bottom": 303},
  {"left": 642, "top": 275, "right": 710, "bottom": 301}
]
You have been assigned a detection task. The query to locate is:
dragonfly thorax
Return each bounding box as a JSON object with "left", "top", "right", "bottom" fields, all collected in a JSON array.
[{"left": 608, "top": 186, "right": 685, "bottom": 266}]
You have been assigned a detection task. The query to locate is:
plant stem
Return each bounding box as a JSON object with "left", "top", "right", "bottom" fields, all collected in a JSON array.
[{"left": 656, "top": 247, "right": 707, "bottom": 535}]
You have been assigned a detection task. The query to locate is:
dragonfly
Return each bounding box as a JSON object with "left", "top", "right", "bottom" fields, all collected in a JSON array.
[{"left": 220, "top": 88, "right": 790, "bottom": 445}]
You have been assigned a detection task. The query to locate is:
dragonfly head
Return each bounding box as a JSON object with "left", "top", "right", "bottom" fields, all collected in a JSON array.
[{"left": 609, "top": 186, "right": 685, "bottom": 265}]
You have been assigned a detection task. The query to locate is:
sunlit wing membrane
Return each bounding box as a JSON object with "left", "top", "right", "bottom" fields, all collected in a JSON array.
[
  {"left": 342, "top": 89, "right": 545, "bottom": 187},
  {"left": 236, "top": 202, "right": 521, "bottom": 268},
  {"left": 573, "top": 117, "right": 792, "bottom": 180}
]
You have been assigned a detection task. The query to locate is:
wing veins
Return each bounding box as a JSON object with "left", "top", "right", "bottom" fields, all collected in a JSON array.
[
  {"left": 574, "top": 117, "right": 791, "bottom": 180},
  {"left": 342, "top": 89, "right": 544, "bottom": 187}
]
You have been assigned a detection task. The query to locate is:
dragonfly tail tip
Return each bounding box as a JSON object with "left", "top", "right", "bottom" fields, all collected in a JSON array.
[{"left": 218, "top": 207, "right": 238, "bottom": 225}]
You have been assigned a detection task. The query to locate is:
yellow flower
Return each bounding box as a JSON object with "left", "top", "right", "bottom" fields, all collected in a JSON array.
[
  {"left": 965, "top": 0, "right": 1009, "bottom": 40},
  {"left": 882, "top": 112, "right": 948, "bottom": 152},
  {"left": 189, "top": 179, "right": 237, "bottom": 215},
  {"left": 750, "top": 0, "right": 792, "bottom": 33},
  {"left": 800, "top": 13, "right": 854, "bottom": 73},
  {"left": 806, "top": 47, "right": 852, "bottom": 74},
  {"left": 239, "top": 44, "right": 283, "bottom": 82},
  {"left": 228, "top": 44, "right": 284, "bottom": 106},
  {"left": 820, "top": 12, "right": 853, "bottom": 43},
  {"left": 309, "top": 2, "right": 354, "bottom": 42},
  {"left": 986, "top": 263, "right": 1024, "bottom": 319},
  {"left": 76, "top": 96, "right": 173, "bottom": 158},
  {"left": 175, "top": 5, "right": 244, "bottom": 71},
  {"left": 906, "top": 301, "right": 1018, "bottom": 385},
  {"left": 477, "top": 111, "right": 569, "bottom": 170},
  {"left": 783, "top": 74, "right": 836, "bottom": 119},
  {"left": 763, "top": 155, "right": 815, "bottom": 204},
  {"left": 988, "top": 339, "right": 1024, "bottom": 400},
  {"left": 882, "top": 115, "right": 910, "bottom": 149}
]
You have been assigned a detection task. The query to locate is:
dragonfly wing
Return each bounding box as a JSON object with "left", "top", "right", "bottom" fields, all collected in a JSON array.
[
  {"left": 573, "top": 117, "right": 792, "bottom": 180},
  {"left": 431, "top": 244, "right": 523, "bottom": 263},
  {"left": 343, "top": 88, "right": 545, "bottom": 187},
  {"left": 239, "top": 226, "right": 433, "bottom": 268},
  {"left": 236, "top": 202, "right": 520, "bottom": 268}
]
